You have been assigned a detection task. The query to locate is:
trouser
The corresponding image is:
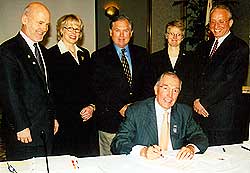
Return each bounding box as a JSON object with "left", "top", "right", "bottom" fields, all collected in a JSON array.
[{"left": 98, "top": 130, "right": 116, "bottom": 156}]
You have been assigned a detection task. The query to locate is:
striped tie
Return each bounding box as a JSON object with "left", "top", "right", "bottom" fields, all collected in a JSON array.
[
  {"left": 121, "top": 49, "right": 132, "bottom": 87},
  {"left": 209, "top": 39, "right": 218, "bottom": 59},
  {"left": 34, "top": 43, "right": 45, "bottom": 75}
]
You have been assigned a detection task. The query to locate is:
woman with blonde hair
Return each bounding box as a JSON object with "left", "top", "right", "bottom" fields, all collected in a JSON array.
[{"left": 46, "top": 14, "right": 98, "bottom": 157}]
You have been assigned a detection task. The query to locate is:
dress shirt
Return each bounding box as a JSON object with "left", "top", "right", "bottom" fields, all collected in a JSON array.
[
  {"left": 114, "top": 44, "right": 133, "bottom": 75},
  {"left": 169, "top": 56, "right": 178, "bottom": 69},
  {"left": 130, "top": 99, "right": 173, "bottom": 156},
  {"left": 20, "top": 30, "right": 48, "bottom": 84},
  {"left": 57, "top": 40, "right": 83, "bottom": 65},
  {"left": 209, "top": 31, "right": 231, "bottom": 55},
  {"left": 130, "top": 99, "right": 199, "bottom": 156}
]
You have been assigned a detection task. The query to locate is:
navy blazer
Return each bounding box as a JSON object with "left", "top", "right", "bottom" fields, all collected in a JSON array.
[
  {"left": 111, "top": 97, "right": 208, "bottom": 154},
  {"left": 194, "top": 33, "right": 249, "bottom": 145},
  {"left": 0, "top": 33, "right": 54, "bottom": 147},
  {"left": 91, "top": 44, "right": 153, "bottom": 133}
]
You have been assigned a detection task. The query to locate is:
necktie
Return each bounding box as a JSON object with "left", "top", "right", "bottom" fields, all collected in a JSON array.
[
  {"left": 159, "top": 111, "right": 170, "bottom": 151},
  {"left": 34, "top": 43, "right": 45, "bottom": 75},
  {"left": 121, "top": 49, "right": 132, "bottom": 87},
  {"left": 209, "top": 39, "right": 218, "bottom": 59}
]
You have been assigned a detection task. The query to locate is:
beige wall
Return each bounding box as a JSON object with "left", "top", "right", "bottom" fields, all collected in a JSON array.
[
  {"left": 151, "top": 0, "right": 182, "bottom": 53},
  {"left": 0, "top": 0, "right": 96, "bottom": 53}
]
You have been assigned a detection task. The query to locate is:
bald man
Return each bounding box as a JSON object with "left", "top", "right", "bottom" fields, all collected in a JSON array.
[{"left": 0, "top": 2, "right": 58, "bottom": 160}]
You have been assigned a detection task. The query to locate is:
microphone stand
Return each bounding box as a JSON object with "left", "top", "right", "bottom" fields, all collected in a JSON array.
[{"left": 40, "top": 130, "right": 50, "bottom": 173}]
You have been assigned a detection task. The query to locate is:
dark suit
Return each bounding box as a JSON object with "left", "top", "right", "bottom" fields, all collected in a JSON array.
[
  {"left": 91, "top": 43, "right": 153, "bottom": 133},
  {"left": 111, "top": 97, "right": 208, "bottom": 154},
  {"left": 194, "top": 33, "right": 249, "bottom": 146},
  {"left": 46, "top": 45, "right": 98, "bottom": 157},
  {"left": 150, "top": 44, "right": 196, "bottom": 106},
  {"left": 0, "top": 33, "right": 55, "bottom": 160}
]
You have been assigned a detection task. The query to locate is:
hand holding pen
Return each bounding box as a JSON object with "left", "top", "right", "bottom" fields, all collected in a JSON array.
[{"left": 140, "top": 144, "right": 163, "bottom": 160}]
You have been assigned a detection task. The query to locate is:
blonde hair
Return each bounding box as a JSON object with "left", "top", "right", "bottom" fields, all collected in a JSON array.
[{"left": 56, "top": 14, "right": 84, "bottom": 41}]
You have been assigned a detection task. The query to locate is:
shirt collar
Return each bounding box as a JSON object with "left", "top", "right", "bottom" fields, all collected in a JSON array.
[
  {"left": 20, "top": 30, "right": 37, "bottom": 51},
  {"left": 216, "top": 31, "right": 231, "bottom": 45},
  {"left": 57, "top": 40, "right": 82, "bottom": 55},
  {"left": 114, "top": 44, "right": 129, "bottom": 56},
  {"left": 155, "top": 98, "right": 171, "bottom": 115}
]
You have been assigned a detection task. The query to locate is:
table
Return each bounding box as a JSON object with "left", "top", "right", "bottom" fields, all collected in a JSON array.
[{"left": 1, "top": 143, "right": 250, "bottom": 173}]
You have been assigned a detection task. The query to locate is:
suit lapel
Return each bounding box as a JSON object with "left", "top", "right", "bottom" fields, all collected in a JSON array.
[
  {"left": 144, "top": 98, "right": 158, "bottom": 144},
  {"left": 169, "top": 104, "right": 180, "bottom": 148},
  {"left": 207, "top": 34, "right": 234, "bottom": 74},
  {"left": 17, "top": 34, "right": 47, "bottom": 84}
]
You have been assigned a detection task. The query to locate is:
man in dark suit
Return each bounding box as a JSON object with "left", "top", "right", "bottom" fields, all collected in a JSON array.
[
  {"left": 193, "top": 5, "right": 249, "bottom": 146},
  {"left": 0, "top": 2, "right": 58, "bottom": 161},
  {"left": 111, "top": 72, "right": 208, "bottom": 160},
  {"left": 91, "top": 15, "right": 153, "bottom": 155}
]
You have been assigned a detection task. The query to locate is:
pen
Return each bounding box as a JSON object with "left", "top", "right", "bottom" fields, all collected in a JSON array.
[
  {"left": 150, "top": 144, "right": 164, "bottom": 158},
  {"left": 7, "top": 162, "right": 18, "bottom": 173},
  {"left": 222, "top": 148, "right": 226, "bottom": 152},
  {"left": 241, "top": 146, "right": 250, "bottom": 152}
]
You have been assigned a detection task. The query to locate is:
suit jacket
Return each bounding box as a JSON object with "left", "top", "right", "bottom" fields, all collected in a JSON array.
[
  {"left": 91, "top": 43, "right": 153, "bottom": 133},
  {"left": 46, "top": 45, "right": 93, "bottom": 125},
  {"left": 45, "top": 45, "right": 98, "bottom": 157},
  {"left": 194, "top": 33, "right": 249, "bottom": 145},
  {"left": 150, "top": 44, "right": 196, "bottom": 106},
  {"left": 0, "top": 33, "right": 54, "bottom": 148},
  {"left": 111, "top": 97, "right": 208, "bottom": 154}
]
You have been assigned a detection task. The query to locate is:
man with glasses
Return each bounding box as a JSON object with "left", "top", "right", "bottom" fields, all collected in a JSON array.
[{"left": 193, "top": 5, "right": 249, "bottom": 146}]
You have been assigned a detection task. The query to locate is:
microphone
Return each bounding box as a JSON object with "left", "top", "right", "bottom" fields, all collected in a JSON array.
[{"left": 40, "top": 130, "right": 50, "bottom": 173}]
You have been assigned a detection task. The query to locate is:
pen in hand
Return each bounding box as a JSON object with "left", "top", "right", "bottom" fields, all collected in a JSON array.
[{"left": 150, "top": 144, "right": 164, "bottom": 158}]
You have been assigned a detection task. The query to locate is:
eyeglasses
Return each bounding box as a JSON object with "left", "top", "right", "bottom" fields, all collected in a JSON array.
[
  {"left": 64, "top": 26, "right": 81, "bottom": 33},
  {"left": 210, "top": 19, "right": 230, "bottom": 26},
  {"left": 159, "top": 85, "right": 180, "bottom": 94},
  {"left": 167, "top": 32, "right": 183, "bottom": 38}
]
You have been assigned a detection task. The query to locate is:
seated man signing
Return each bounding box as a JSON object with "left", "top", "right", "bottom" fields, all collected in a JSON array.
[{"left": 111, "top": 72, "right": 208, "bottom": 160}]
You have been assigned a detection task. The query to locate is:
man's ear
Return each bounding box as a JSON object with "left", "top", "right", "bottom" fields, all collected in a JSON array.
[
  {"left": 21, "top": 14, "right": 28, "bottom": 25},
  {"left": 154, "top": 84, "right": 158, "bottom": 96},
  {"left": 109, "top": 29, "right": 112, "bottom": 37},
  {"left": 130, "top": 30, "right": 133, "bottom": 37},
  {"left": 229, "top": 19, "right": 233, "bottom": 28}
]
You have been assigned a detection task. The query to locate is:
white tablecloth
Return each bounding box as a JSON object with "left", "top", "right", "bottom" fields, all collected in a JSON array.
[{"left": 1, "top": 144, "right": 250, "bottom": 173}]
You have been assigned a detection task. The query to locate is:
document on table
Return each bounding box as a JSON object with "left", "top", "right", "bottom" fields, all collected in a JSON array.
[
  {"left": 129, "top": 150, "right": 193, "bottom": 172},
  {"left": 190, "top": 148, "right": 240, "bottom": 173},
  {"left": 0, "top": 160, "right": 32, "bottom": 173},
  {"left": 0, "top": 155, "right": 79, "bottom": 173}
]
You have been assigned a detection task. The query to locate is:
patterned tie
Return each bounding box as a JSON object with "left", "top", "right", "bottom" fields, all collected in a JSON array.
[
  {"left": 121, "top": 49, "right": 132, "bottom": 87},
  {"left": 160, "top": 111, "right": 170, "bottom": 151},
  {"left": 34, "top": 43, "right": 45, "bottom": 75},
  {"left": 209, "top": 39, "right": 218, "bottom": 59}
]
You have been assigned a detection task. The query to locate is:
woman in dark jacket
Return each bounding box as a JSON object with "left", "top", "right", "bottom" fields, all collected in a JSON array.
[
  {"left": 150, "top": 20, "right": 196, "bottom": 106},
  {"left": 46, "top": 14, "right": 98, "bottom": 157}
]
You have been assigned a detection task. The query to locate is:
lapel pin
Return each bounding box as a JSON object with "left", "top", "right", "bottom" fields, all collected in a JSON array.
[
  {"left": 27, "top": 55, "right": 31, "bottom": 59},
  {"left": 81, "top": 56, "right": 84, "bottom": 61},
  {"left": 173, "top": 125, "right": 177, "bottom": 133},
  {"left": 32, "top": 62, "right": 36, "bottom": 65}
]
